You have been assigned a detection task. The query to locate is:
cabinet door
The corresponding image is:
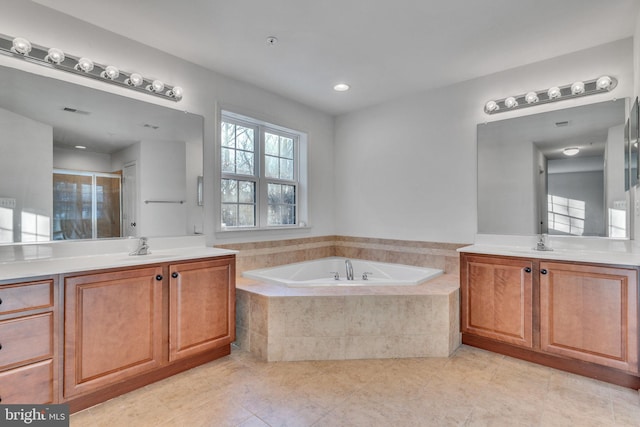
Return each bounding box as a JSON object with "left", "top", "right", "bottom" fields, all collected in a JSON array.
[
  {"left": 540, "top": 262, "right": 638, "bottom": 373},
  {"left": 169, "top": 257, "right": 235, "bottom": 362},
  {"left": 63, "top": 266, "right": 164, "bottom": 398},
  {"left": 461, "top": 255, "right": 533, "bottom": 348}
]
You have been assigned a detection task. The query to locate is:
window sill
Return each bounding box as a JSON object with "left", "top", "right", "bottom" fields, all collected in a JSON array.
[{"left": 215, "top": 225, "right": 311, "bottom": 235}]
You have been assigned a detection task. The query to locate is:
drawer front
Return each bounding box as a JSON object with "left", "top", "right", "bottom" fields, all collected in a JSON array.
[
  {"left": 0, "top": 313, "right": 53, "bottom": 370},
  {"left": 0, "top": 359, "right": 53, "bottom": 404},
  {"left": 0, "top": 280, "right": 54, "bottom": 315}
]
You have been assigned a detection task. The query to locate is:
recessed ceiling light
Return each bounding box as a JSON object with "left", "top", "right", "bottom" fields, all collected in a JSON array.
[
  {"left": 75, "top": 145, "right": 87, "bottom": 150},
  {"left": 563, "top": 147, "right": 580, "bottom": 156},
  {"left": 333, "top": 83, "right": 350, "bottom": 92}
]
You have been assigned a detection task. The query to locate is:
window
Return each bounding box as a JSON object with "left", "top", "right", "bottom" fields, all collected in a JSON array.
[{"left": 220, "top": 112, "right": 303, "bottom": 230}]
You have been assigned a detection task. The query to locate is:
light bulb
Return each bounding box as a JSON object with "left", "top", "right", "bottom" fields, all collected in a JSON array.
[
  {"left": 333, "top": 83, "right": 350, "bottom": 92},
  {"left": 504, "top": 96, "right": 518, "bottom": 108},
  {"left": 147, "top": 79, "right": 164, "bottom": 93},
  {"left": 126, "top": 73, "right": 144, "bottom": 87},
  {"left": 484, "top": 100, "right": 499, "bottom": 113},
  {"left": 547, "top": 86, "right": 561, "bottom": 99},
  {"left": 101, "top": 65, "right": 120, "bottom": 80},
  {"left": 168, "top": 86, "right": 183, "bottom": 100},
  {"left": 45, "top": 48, "right": 65, "bottom": 64},
  {"left": 524, "top": 92, "right": 539, "bottom": 104},
  {"left": 11, "top": 37, "right": 32, "bottom": 55},
  {"left": 571, "top": 81, "right": 585, "bottom": 95},
  {"left": 75, "top": 57, "right": 94, "bottom": 72},
  {"left": 596, "top": 75, "right": 612, "bottom": 90}
]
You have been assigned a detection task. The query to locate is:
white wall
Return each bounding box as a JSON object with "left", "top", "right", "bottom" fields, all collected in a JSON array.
[
  {"left": 335, "top": 39, "right": 633, "bottom": 244},
  {"left": 0, "top": 107, "right": 53, "bottom": 243},
  {"left": 53, "top": 147, "right": 112, "bottom": 172},
  {"left": 138, "top": 140, "right": 187, "bottom": 236},
  {"left": 0, "top": 0, "right": 335, "bottom": 245},
  {"left": 477, "top": 128, "right": 537, "bottom": 235}
]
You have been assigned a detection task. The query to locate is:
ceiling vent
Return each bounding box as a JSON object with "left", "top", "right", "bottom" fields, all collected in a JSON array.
[{"left": 62, "top": 107, "right": 90, "bottom": 115}]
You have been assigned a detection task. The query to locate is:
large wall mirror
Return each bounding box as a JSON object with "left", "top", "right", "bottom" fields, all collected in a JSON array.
[
  {"left": 478, "top": 99, "right": 628, "bottom": 239},
  {"left": 0, "top": 65, "right": 204, "bottom": 244}
]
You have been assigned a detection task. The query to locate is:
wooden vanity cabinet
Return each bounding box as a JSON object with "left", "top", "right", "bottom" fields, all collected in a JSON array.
[
  {"left": 461, "top": 255, "right": 533, "bottom": 348},
  {"left": 62, "top": 254, "right": 235, "bottom": 411},
  {"left": 461, "top": 253, "right": 640, "bottom": 388},
  {"left": 539, "top": 261, "right": 638, "bottom": 374},
  {"left": 169, "top": 258, "right": 235, "bottom": 361},
  {"left": 63, "top": 265, "right": 164, "bottom": 398},
  {"left": 0, "top": 277, "right": 57, "bottom": 404}
]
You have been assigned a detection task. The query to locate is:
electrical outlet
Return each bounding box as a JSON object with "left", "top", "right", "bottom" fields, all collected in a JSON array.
[{"left": 0, "top": 198, "right": 16, "bottom": 209}]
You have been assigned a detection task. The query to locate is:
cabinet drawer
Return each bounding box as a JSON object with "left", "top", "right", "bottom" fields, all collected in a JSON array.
[
  {"left": 0, "top": 313, "right": 53, "bottom": 370},
  {"left": 0, "top": 359, "right": 53, "bottom": 404},
  {"left": 0, "top": 280, "right": 54, "bottom": 315}
]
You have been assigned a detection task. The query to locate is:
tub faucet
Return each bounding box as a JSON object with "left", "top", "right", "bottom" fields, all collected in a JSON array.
[
  {"left": 130, "top": 237, "right": 150, "bottom": 256},
  {"left": 345, "top": 259, "right": 354, "bottom": 281}
]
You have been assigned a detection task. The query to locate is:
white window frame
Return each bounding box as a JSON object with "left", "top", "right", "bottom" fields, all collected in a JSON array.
[{"left": 219, "top": 110, "right": 307, "bottom": 231}]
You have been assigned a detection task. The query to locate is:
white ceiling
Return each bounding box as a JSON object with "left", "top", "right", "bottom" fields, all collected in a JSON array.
[{"left": 33, "top": 0, "right": 640, "bottom": 115}]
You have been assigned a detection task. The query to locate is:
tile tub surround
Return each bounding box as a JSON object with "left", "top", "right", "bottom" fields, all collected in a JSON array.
[
  {"left": 235, "top": 273, "right": 461, "bottom": 362},
  {"left": 216, "top": 235, "right": 466, "bottom": 275}
]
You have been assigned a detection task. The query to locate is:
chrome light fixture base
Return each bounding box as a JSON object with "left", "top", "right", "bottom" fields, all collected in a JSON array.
[
  {"left": 0, "top": 33, "right": 183, "bottom": 102},
  {"left": 484, "top": 76, "right": 617, "bottom": 115}
]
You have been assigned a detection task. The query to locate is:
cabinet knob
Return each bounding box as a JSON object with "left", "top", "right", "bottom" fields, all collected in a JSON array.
[
  {"left": 524, "top": 267, "right": 531, "bottom": 273},
  {"left": 0, "top": 343, "right": 3, "bottom": 350},
  {"left": 0, "top": 297, "right": 2, "bottom": 305},
  {"left": 171, "top": 272, "right": 179, "bottom": 278},
  {"left": 155, "top": 275, "right": 163, "bottom": 281},
  {"left": 541, "top": 269, "right": 548, "bottom": 275}
]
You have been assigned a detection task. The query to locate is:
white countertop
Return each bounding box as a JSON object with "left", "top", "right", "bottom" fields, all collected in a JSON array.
[
  {"left": 0, "top": 236, "right": 237, "bottom": 281},
  {"left": 459, "top": 234, "right": 640, "bottom": 267}
]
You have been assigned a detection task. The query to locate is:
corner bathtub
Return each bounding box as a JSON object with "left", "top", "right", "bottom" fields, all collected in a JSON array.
[{"left": 242, "top": 257, "right": 443, "bottom": 287}]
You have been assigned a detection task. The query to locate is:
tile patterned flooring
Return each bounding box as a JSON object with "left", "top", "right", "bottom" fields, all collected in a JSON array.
[{"left": 70, "top": 345, "right": 640, "bottom": 427}]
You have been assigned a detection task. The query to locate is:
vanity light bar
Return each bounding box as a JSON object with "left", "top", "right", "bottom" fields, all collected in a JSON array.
[
  {"left": 0, "top": 34, "right": 183, "bottom": 102},
  {"left": 484, "top": 76, "right": 617, "bottom": 115}
]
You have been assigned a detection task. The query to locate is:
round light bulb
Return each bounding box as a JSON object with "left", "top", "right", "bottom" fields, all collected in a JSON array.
[
  {"left": 76, "top": 57, "right": 94, "bottom": 72},
  {"left": 333, "top": 83, "right": 350, "bottom": 92},
  {"left": 547, "top": 86, "right": 561, "bottom": 99},
  {"left": 571, "top": 81, "right": 585, "bottom": 95},
  {"left": 169, "top": 86, "right": 183, "bottom": 100},
  {"left": 147, "top": 79, "right": 164, "bottom": 93},
  {"left": 11, "top": 37, "right": 32, "bottom": 55},
  {"left": 504, "top": 96, "right": 518, "bottom": 108},
  {"left": 45, "top": 48, "right": 65, "bottom": 64},
  {"left": 101, "top": 65, "right": 120, "bottom": 80},
  {"left": 484, "top": 100, "right": 499, "bottom": 113},
  {"left": 596, "top": 75, "right": 612, "bottom": 90},
  {"left": 524, "top": 92, "right": 539, "bottom": 104},
  {"left": 563, "top": 147, "right": 580, "bottom": 156},
  {"left": 126, "top": 73, "right": 144, "bottom": 87}
]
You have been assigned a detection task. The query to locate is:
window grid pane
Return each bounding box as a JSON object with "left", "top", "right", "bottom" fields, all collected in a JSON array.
[
  {"left": 221, "top": 122, "right": 256, "bottom": 176},
  {"left": 221, "top": 178, "right": 256, "bottom": 227},
  {"left": 267, "top": 183, "right": 296, "bottom": 225}
]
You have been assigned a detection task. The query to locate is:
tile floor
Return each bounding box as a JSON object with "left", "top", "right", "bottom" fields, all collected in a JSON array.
[{"left": 70, "top": 345, "right": 640, "bottom": 426}]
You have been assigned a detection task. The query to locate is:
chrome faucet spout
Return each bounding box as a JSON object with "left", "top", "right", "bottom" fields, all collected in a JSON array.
[
  {"left": 130, "top": 237, "right": 150, "bottom": 256},
  {"left": 345, "top": 259, "right": 354, "bottom": 281}
]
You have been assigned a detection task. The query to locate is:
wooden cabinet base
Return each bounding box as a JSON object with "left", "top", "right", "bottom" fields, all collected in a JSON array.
[
  {"left": 463, "top": 334, "right": 640, "bottom": 389},
  {"left": 65, "top": 345, "right": 231, "bottom": 413}
]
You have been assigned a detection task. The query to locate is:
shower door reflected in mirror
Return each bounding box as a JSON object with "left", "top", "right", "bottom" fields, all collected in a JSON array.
[{"left": 52, "top": 170, "right": 121, "bottom": 240}]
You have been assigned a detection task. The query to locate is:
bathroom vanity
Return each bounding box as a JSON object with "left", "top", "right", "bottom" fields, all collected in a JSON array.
[
  {"left": 0, "top": 243, "right": 236, "bottom": 412},
  {"left": 459, "top": 244, "right": 640, "bottom": 389}
]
